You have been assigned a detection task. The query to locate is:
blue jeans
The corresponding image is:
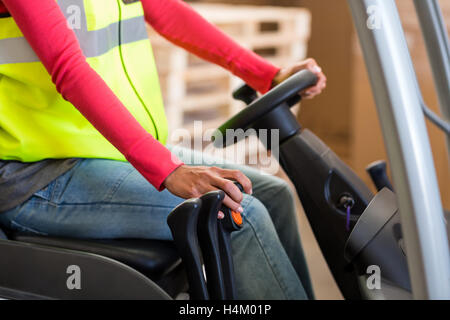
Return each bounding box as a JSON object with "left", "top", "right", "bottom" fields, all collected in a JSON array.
[{"left": 0, "top": 145, "right": 313, "bottom": 300}]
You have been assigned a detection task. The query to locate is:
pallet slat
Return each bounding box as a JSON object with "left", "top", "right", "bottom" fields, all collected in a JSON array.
[{"left": 147, "top": 3, "right": 311, "bottom": 140}]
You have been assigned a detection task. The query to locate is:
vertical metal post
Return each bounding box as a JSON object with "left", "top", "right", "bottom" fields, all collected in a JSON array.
[
  {"left": 347, "top": 0, "right": 450, "bottom": 299},
  {"left": 413, "top": 0, "right": 450, "bottom": 160}
]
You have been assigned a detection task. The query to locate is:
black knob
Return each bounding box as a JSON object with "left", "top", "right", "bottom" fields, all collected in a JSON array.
[
  {"left": 232, "top": 84, "right": 258, "bottom": 105},
  {"left": 366, "top": 160, "right": 393, "bottom": 191}
]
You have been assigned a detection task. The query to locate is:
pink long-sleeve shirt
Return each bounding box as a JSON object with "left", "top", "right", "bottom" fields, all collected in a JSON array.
[{"left": 0, "top": 0, "right": 280, "bottom": 190}]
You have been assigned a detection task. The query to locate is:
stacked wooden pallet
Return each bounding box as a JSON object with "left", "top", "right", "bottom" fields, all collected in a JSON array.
[{"left": 147, "top": 3, "right": 311, "bottom": 141}]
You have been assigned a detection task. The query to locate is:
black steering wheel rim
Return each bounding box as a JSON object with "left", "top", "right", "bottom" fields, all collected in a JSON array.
[{"left": 212, "top": 70, "right": 318, "bottom": 146}]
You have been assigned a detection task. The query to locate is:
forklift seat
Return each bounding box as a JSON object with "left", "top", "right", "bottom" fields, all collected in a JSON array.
[
  {"left": 0, "top": 227, "right": 187, "bottom": 299},
  {"left": 0, "top": 189, "right": 238, "bottom": 300},
  {"left": 10, "top": 233, "right": 181, "bottom": 281}
]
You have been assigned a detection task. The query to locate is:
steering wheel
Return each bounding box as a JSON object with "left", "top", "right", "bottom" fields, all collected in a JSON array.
[{"left": 212, "top": 70, "right": 318, "bottom": 147}]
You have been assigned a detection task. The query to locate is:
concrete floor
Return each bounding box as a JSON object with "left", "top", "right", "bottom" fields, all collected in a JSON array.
[
  {"left": 280, "top": 171, "right": 344, "bottom": 300},
  {"left": 295, "top": 197, "right": 344, "bottom": 300}
]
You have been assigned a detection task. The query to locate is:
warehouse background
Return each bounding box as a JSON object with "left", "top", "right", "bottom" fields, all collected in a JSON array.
[{"left": 147, "top": 0, "right": 450, "bottom": 299}]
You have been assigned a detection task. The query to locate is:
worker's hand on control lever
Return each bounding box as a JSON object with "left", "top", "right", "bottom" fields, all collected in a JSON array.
[
  {"left": 163, "top": 165, "right": 252, "bottom": 218},
  {"left": 272, "top": 58, "right": 327, "bottom": 99}
]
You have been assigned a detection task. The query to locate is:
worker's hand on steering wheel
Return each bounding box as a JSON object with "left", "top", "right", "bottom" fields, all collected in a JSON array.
[
  {"left": 272, "top": 58, "right": 327, "bottom": 99},
  {"left": 163, "top": 165, "right": 252, "bottom": 217}
]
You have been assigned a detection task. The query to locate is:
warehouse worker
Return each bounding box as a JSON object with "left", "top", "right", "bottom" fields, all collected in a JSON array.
[{"left": 0, "top": 0, "right": 326, "bottom": 299}]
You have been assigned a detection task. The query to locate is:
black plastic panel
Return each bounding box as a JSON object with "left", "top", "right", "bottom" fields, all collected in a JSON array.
[{"left": 0, "top": 239, "right": 171, "bottom": 300}]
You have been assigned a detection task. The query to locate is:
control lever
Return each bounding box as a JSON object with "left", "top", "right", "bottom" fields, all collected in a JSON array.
[
  {"left": 217, "top": 182, "right": 244, "bottom": 299},
  {"left": 233, "top": 84, "right": 258, "bottom": 105},
  {"left": 197, "top": 191, "right": 227, "bottom": 300},
  {"left": 366, "top": 160, "right": 393, "bottom": 192},
  {"left": 167, "top": 198, "right": 209, "bottom": 300}
]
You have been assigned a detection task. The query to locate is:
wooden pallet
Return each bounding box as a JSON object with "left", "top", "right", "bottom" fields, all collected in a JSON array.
[{"left": 147, "top": 3, "right": 311, "bottom": 141}]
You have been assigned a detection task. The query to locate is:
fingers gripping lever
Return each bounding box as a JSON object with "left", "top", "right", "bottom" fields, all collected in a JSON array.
[{"left": 167, "top": 183, "right": 244, "bottom": 300}]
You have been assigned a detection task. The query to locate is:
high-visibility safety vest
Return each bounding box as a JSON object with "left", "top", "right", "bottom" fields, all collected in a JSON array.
[{"left": 0, "top": 0, "right": 168, "bottom": 162}]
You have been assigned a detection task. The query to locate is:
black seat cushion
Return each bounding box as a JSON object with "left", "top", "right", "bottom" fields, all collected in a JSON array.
[{"left": 11, "top": 233, "right": 181, "bottom": 281}]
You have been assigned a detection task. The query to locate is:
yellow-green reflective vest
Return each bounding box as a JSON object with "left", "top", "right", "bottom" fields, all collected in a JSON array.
[{"left": 0, "top": 0, "right": 168, "bottom": 162}]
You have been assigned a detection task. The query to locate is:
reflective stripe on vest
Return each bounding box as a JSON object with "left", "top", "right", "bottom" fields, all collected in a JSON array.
[
  {"left": 0, "top": 0, "right": 168, "bottom": 162},
  {"left": 0, "top": 11, "right": 149, "bottom": 64}
]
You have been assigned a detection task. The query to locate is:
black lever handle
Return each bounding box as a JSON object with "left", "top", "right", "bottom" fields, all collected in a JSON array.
[
  {"left": 167, "top": 198, "right": 209, "bottom": 300},
  {"left": 233, "top": 84, "right": 258, "bottom": 105},
  {"left": 217, "top": 182, "right": 244, "bottom": 299},
  {"left": 197, "top": 191, "right": 227, "bottom": 300},
  {"left": 366, "top": 160, "right": 393, "bottom": 192}
]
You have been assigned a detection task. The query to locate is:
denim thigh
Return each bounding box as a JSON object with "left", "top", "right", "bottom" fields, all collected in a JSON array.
[{"left": 0, "top": 159, "right": 183, "bottom": 239}]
